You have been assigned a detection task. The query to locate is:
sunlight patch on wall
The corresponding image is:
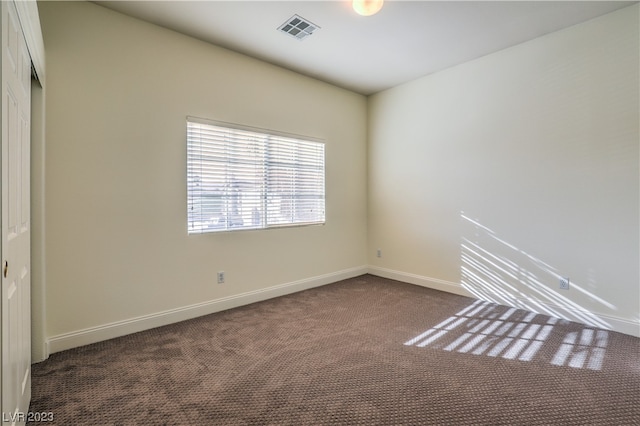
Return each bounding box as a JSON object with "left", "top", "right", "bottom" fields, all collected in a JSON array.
[{"left": 460, "top": 212, "right": 612, "bottom": 330}]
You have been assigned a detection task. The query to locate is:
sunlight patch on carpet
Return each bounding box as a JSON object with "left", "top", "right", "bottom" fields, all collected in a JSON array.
[{"left": 404, "top": 300, "right": 608, "bottom": 371}]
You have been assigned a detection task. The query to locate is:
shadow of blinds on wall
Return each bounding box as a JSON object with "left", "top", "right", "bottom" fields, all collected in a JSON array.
[{"left": 187, "top": 117, "right": 325, "bottom": 234}]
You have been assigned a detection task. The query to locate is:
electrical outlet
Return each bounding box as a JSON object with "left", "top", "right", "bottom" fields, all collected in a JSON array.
[
  {"left": 559, "top": 277, "right": 570, "bottom": 290},
  {"left": 376, "top": 249, "right": 382, "bottom": 258},
  {"left": 217, "top": 271, "right": 225, "bottom": 284}
]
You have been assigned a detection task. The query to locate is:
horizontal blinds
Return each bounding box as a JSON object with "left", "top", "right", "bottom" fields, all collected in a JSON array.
[{"left": 187, "top": 119, "right": 325, "bottom": 234}]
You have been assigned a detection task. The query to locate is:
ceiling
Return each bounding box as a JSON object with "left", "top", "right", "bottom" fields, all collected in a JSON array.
[{"left": 93, "top": 1, "right": 636, "bottom": 95}]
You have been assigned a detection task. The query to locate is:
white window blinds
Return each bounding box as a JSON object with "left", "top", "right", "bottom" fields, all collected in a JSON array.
[{"left": 187, "top": 118, "right": 325, "bottom": 234}]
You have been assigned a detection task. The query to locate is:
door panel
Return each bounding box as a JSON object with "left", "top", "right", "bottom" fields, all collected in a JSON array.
[
  {"left": 2, "top": 1, "right": 32, "bottom": 423},
  {"left": 6, "top": 88, "right": 18, "bottom": 240}
]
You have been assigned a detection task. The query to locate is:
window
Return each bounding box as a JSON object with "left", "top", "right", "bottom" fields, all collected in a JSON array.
[{"left": 187, "top": 117, "right": 325, "bottom": 234}]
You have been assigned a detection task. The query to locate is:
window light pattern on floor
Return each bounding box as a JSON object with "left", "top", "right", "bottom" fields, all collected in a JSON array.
[{"left": 405, "top": 300, "right": 608, "bottom": 371}]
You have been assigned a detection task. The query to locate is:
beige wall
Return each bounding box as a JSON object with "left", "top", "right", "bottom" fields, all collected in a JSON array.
[
  {"left": 368, "top": 5, "right": 639, "bottom": 335},
  {"left": 37, "top": 1, "right": 639, "bottom": 355},
  {"left": 38, "top": 1, "right": 368, "bottom": 350}
]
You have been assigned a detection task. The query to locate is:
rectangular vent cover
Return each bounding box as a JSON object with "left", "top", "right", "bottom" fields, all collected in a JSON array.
[{"left": 278, "top": 15, "right": 319, "bottom": 40}]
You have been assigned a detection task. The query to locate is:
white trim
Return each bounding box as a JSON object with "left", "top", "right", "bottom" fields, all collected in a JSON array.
[
  {"left": 46, "top": 266, "right": 367, "bottom": 355},
  {"left": 511, "top": 293, "right": 638, "bottom": 337},
  {"left": 367, "top": 266, "right": 640, "bottom": 338},
  {"left": 187, "top": 115, "right": 323, "bottom": 144},
  {"left": 43, "top": 264, "right": 639, "bottom": 357},
  {"left": 13, "top": 0, "right": 45, "bottom": 85},
  {"left": 367, "top": 266, "right": 474, "bottom": 298},
  {"left": 596, "top": 313, "right": 640, "bottom": 338}
]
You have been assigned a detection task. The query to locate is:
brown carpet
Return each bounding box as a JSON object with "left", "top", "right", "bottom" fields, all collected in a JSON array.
[{"left": 28, "top": 275, "right": 640, "bottom": 425}]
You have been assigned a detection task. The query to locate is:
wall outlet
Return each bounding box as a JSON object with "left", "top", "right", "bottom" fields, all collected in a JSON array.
[
  {"left": 559, "top": 277, "right": 570, "bottom": 290},
  {"left": 376, "top": 249, "right": 382, "bottom": 258},
  {"left": 217, "top": 271, "right": 225, "bottom": 284}
]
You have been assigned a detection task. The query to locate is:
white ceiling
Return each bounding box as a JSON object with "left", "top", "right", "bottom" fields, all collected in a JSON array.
[{"left": 93, "top": 1, "right": 636, "bottom": 95}]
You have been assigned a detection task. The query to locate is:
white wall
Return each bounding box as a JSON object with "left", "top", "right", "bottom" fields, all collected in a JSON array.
[
  {"left": 38, "top": 1, "right": 368, "bottom": 353},
  {"left": 37, "top": 1, "right": 639, "bottom": 356},
  {"left": 368, "top": 5, "right": 639, "bottom": 336}
]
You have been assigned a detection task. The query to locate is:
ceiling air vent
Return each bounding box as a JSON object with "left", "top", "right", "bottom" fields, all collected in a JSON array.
[{"left": 278, "top": 15, "right": 320, "bottom": 41}]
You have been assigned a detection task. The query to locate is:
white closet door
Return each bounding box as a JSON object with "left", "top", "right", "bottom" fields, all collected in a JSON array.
[{"left": 1, "top": 0, "right": 32, "bottom": 423}]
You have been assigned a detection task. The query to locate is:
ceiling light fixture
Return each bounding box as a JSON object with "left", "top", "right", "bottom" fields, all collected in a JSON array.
[{"left": 352, "top": 0, "right": 384, "bottom": 17}]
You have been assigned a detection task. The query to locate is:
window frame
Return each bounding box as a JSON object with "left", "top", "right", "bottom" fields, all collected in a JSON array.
[{"left": 186, "top": 116, "right": 326, "bottom": 235}]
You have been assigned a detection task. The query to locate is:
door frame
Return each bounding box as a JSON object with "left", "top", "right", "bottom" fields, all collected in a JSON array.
[{"left": 13, "top": 0, "right": 46, "bottom": 364}]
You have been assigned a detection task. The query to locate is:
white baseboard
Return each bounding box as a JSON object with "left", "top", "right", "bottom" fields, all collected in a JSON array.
[
  {"left": 46, "top": 266, "right": 368, "bottom": 356},
  {"left": 42, "top": 264, "right": 639, "bottom": 358},
  {"left": 367, "top": 266, "right": 640, "bottom": 338},
  {"left": 367, "top": 266, "right": 475, "bottom": 298}
]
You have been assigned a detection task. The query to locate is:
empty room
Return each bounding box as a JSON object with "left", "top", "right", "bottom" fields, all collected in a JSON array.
[{"left": 1, "top": 0, "right": 638, "bottom": 424}]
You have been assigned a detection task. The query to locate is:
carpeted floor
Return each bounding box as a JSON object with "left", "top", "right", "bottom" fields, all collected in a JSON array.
[{"left": 28, "top": 275, "right": 640, "bottom": 425}]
